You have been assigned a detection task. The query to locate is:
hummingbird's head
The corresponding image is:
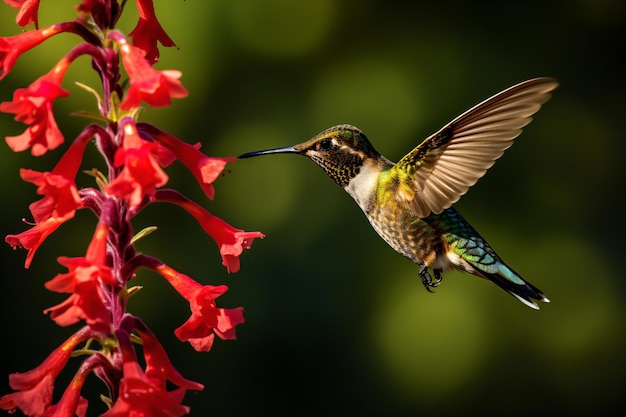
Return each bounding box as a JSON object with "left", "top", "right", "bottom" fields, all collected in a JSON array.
[{"left": 238, "top": 124, "right": 382, "bottom": 187}]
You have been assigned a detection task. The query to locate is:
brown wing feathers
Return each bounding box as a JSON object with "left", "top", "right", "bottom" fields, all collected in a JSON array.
[{"left": 394, "top": 78, "right": 558, "bottom": 218}]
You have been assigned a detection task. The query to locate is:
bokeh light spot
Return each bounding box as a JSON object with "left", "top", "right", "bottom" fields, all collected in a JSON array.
[
  {"left": 309, "top": 57, "right": 423, "bottom": 149},
  {"left": 370, "top": 277, "right": 488, "bottom": 402},
  {"left": 224, "top": 0, "right": 336, "bottom": 58}
]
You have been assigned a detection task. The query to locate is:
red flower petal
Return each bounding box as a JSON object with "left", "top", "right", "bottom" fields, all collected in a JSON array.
[
  {"left": 41, "top": 353, "right": 94, "bottom": 417},
  {"left": 3, "top": 101, "right": 65, "bottom": 156},
  {"left": 153, "top": 264, "right": 245, "bottom": 352},
  {"left": 5, "top": 213, "right": 72, "bottom": 268},
  {"left": 215, "top": 306, "right": 245, "bottom": 340},
  {"left": 1, "top": 61, "right": 70, "bottom": 155},
  {"left": 43, "top": 396, "right": 88, "bottom": 417},
  {"left": 112, "top": 35, "right": 187, "bottom": 110},
  {"left": 187, "top": 334, "right": 215, "bottom": 353},
  {"left": 101, "top": 362, "right": 191, "bottom": 417},
  {"left": 44, "top": 270, "right": 114, "bottom": 333},
  {"left": 105, "top": 121, "right": 169, "bottom": 208},
  {"left": 175, "top": 284, "right": 244, "bottom": 352},
  {"left": 198, "top": 214, "right": 264, "bottom": 273},
  {"left": 0, "top": 27, "right": 61, "bottom": 81},
  {"left": 4, "top": 0, "right": 41, "bottom": 28},
  {"left": 43, "top": 294, "right": 84, "bottom": 328},
  {"left": 43, "top": 223, "right": 114, "bottom": 333},
  {"left": 155, "top": 192, "right": 264, "bottom": 272},
  {"left": 0, "top": 374, "right": 53, "bottom": 416},
  {"left": 137, "top": 327, "right": 204, "bottom": 391},
  {"left": 22, "top": 169, "right": 82, "bottom": 221},
  {"left": 144, "top": 125, "right": 233, "bottom": 200},
  {"left": 129, "top": 0, "right": 176, "bottom": 63},
  {"left": 0, "top": 328, "right": 90, "bottom": 416}
]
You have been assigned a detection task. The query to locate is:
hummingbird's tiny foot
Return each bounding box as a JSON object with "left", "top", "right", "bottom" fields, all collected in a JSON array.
[
  {"left": 418, "top": 265, "right": 437, "bottom": 292},
  {"left": 433, "top": 268, "right": 443, "bottom": 287}
]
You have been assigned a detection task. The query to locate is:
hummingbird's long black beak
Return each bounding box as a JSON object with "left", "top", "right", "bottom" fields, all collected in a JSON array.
[{"left": 238, "top": 145, "right": 301, "bottom": 159}]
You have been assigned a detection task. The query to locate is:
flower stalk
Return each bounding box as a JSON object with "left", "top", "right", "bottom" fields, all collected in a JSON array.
[{"left": 1, "top": 1, "right": 263, "bottom": 415}]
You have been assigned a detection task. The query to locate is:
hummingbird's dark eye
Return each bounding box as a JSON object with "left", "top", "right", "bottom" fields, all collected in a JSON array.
[{"left": 318, "top": 139, "right": 333, "bottom": 151}]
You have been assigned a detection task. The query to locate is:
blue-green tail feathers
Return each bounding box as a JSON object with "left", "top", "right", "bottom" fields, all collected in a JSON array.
[
  {"left": 477, "top": 263, "right": 549, "bottom": 310},
  {"left": 438, "top": 210, "right": 549, "bottom": 309}
]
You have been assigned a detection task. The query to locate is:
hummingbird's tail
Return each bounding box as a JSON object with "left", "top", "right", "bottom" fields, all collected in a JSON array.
[
  {"left": 439, "top": 208, "right": 550, "bottom": 309},
  {"left": 475, "top": 262, "right": 549, "bottom": 310}
]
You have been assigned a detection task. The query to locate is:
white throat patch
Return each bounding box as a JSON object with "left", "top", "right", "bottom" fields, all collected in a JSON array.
[{"left": 345, "top": 163, "right": 379, "bottom": 210}]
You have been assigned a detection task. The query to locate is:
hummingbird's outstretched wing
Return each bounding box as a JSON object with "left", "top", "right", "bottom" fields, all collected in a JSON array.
[{"left": 390, "top": 77, "right": 558, "bottom": 218}]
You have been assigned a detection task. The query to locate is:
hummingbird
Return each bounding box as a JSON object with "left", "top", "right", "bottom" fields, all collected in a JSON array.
[{"left": 239, "top": 78, "right": 557, "bottom": 309}]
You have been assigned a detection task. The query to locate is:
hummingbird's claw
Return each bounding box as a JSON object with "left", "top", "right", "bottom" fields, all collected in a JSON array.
[
  {"left": 433, "top": 269, "right": 443, "bottom": 286},
  {"left": 419, "top": 266, "right": 442, "bottom": 292}
]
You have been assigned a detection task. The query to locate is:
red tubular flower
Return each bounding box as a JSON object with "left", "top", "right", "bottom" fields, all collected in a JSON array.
[
  {"left": 102, "top": 323, "right": 201, "bottom": 417},
  {"left": 4, "top": 0, "right": 41, "bottom": 28},
  {"left": 156, "top": 190, "right": 264, "bottom": 273},
  {"left": 102, "top": 361, "right": 191, "bottom": 417},
  {"left": 109, "top": 32, "right": 187, "bottom": 110},
  {"left": 177, "top": 285, "right": 245, "bottom": 352},
  {"left": 206, "top": 216, "right": 264, "bottom": 274},
  {"left": 0, "top": 327, "right": 90, "bottom": 417},
  {"left": 1, "top": 58, "right": 71, "bottom": 156},
  {"left": 155, "top": 264, "right": 245, "bottom": 352},
  {"left": 135, "top": 325, "right": 204, "bottom": 391},
  {"left": 20, "top": 127, "right": 92, "bottom": 223},
  {"left": 105, "top": 120, "right": 169, "bottom": 209},
  {"left": 129, "top": 0, "right": 176, "bottom": 63},
  {"left": 42, "top": 359, "right": 92, "bottom": 417},
  {"left": 141, "top": 124, "right": 235, "bottom": 200},
  {"left": 0, "top": 26, "right": 60, "bottom": 80},
  {"left": 43, "top": 222, "right": 116, "bottom": 334},
  {"left": 5, "top": 123, "right": 98, "bottom": 267},
  {"left": 6, "top": 213, "right": 72, "bottom": 269},
  {"left": 23, "top": 169, "right": 81, "bottom": 222}
]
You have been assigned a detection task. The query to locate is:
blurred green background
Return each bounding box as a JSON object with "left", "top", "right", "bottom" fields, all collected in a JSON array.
[{"left": 1, "top": 0, "right": 624, "bottom": 415}]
